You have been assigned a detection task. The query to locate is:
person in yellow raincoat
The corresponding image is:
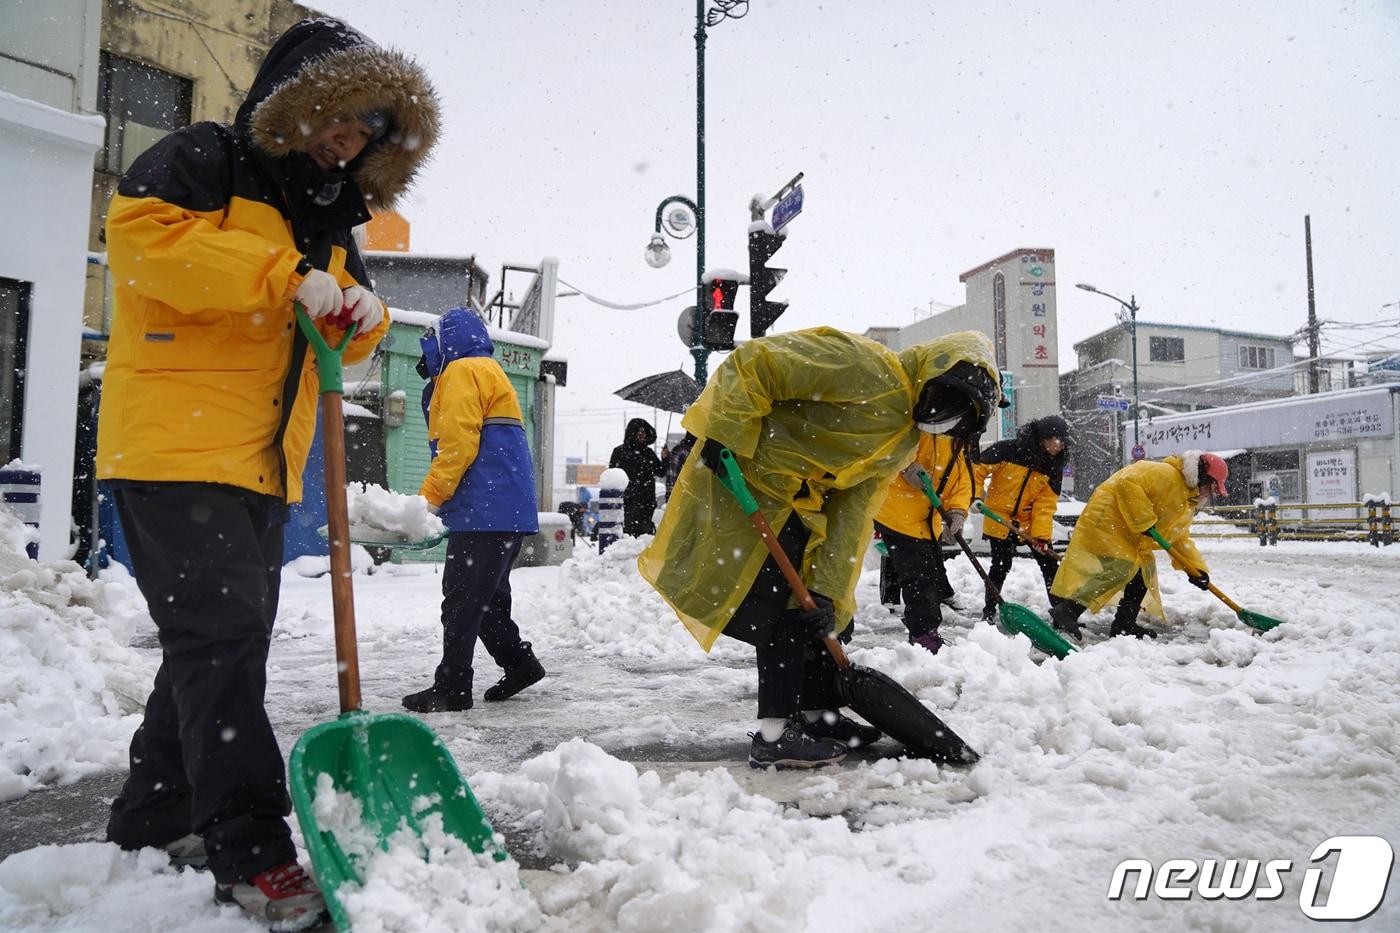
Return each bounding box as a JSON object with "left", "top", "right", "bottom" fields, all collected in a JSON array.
[
  {"left": 1048, "top": 450, "right": 1228, "bottom": 642},
  {"left": 973, "top": 415, "right": 1071, "bottom": 622},
  {"left": 638, "top": 328, "right": 1005, "bottom": 768},
  {"left": 872, "top": 433, "right": 975, "bottom": 655}
]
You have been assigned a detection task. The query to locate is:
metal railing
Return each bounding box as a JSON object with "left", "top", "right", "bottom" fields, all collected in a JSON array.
[{"left": 1194, "top": 497, "right": 1394, "bottom": 546}]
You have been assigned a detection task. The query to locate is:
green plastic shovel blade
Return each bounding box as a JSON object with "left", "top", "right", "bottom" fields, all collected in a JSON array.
[
  {"left": 999, "top": 602, "right": 1079, "bottom": 659},
  {"left": 1239, "top": 608, "right": 1283, "bottom": 632},
  {"left": 289, "top": 710, "right": 504, "bottom": 931}
]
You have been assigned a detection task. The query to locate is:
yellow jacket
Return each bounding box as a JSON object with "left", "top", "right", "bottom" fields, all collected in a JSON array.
[
  {"left": 1050, "top": 455, "right": 1208, "bottom": 620},
  {"left": 874, "top": 433, "right": 972, "bottom": 539},
  {"left": 638, "top": 328, "right": 1001, "bottom": 651},
  {"left": 975, "top": 461, "right": 1058, "bottom": 541}
]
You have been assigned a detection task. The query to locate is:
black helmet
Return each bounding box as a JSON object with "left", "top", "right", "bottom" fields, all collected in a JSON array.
[{"left": 913, "top": 361, "right": 1004, "bottom": 440}]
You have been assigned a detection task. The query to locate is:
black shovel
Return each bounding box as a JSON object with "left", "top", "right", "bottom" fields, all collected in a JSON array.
[{"left": 714, "top": 450, "right": 979, "bottom": 764}]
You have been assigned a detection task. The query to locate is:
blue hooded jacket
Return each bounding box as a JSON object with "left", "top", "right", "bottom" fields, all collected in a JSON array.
[{"left": 419, "top": 308, "right": 538, "bottom": 533}]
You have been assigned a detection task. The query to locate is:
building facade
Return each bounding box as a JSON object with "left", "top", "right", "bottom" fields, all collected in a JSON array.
[
  {"left": 0, "top": 0, "right": 105, "bottom": 558},
  {"left": 869, "top": 248, "right": 1061, "bottom": 440}
]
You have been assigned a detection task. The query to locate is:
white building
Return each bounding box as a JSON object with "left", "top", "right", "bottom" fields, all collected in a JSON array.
[
  {"left": 869, "top": 248, "right": 1061, "bottom": 441},
  {"left": 0, "top": 1, "right": 104, "bottom": 558}
]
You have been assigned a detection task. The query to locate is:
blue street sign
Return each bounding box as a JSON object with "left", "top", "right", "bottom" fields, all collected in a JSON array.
[
  {"left": 771, "top": 184, "right": 804, "bottom": 231},
  {"left": 1097, "top": 396, "right": 1130, "bottom": 412}
]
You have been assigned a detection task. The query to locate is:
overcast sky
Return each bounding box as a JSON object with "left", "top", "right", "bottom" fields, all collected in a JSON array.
[{"left": 318, "top": 0, "right": 1400, "bottom": 473}]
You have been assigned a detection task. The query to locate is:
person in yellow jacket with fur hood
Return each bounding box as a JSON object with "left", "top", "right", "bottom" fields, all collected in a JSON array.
[
  {"left": 96, "top": 18, "right": 438, "bottom": 928},
  {"left": 1049, "top": 450, "right": 1228, "bottom": 642}
]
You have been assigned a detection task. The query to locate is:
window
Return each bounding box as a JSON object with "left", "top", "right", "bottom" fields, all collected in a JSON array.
[
  {"left": 1239, "top": 345, "right": 1276, "bottom": 370},
  {"left": 1, "top": 279, "right": 31, "bottom": 464},
  {"left": 1149, "top": 335, "right": 1184, "bottom": 362},
  {"left": 992, "top": 272, "right": 1007, "bottom": 369},
  {"left": 96, "top": 52, "right": 192, "bottom": 176}
]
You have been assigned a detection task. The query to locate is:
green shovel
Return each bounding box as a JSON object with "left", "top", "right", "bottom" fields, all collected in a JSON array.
[
  {"left": 286, "top": 307, "right": 504, "bottom": 931},
  {"left": 908, "top": 467, "right": 1077, "bottom": 659},
  {"left": 1144, "top": 527, "right": 1283, "bottom": 632}
]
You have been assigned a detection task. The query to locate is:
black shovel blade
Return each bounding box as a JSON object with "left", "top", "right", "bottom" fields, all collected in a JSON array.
[{"left": 837, "top": 663, "right": 980, "bottom": 764}]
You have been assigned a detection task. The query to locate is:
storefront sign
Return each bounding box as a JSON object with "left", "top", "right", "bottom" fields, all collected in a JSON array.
[{"left": 1306, "top": 449, "right": 1355, "bottom": 512}]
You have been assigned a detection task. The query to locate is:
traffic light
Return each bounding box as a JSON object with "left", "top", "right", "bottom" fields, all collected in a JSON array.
[
  {"left": 702, "top": 277, "right": 739, "bottom": 351},
  {"left": 749, "top": 226, "right": 788, "bottom": 338}
]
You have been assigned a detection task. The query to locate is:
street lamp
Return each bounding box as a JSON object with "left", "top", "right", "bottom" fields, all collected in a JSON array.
[
  {"left": 1077, "top": 282, "right": 1141, "bottom": 454},
  {"left": 643, "top": 0, "right": 750, "bottom": 388},
  {"left": 644, "top": 195, "right": 698, "bottom": 270}
]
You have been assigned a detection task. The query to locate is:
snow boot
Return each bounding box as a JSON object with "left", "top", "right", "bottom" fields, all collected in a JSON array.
[
  {"left": 1049, "top": 600, "right": 1086, "bottom": 643},
  {"left": 213, "top": 862, "right": 327, "bottom": 931},
  {"left": 941, "top": 594, "right": 968, "bottom": 613},
  {"left": 483, "top": 648, "right": 546, "bottom": 702},
  {"left": 909, "top": 630, "right": 944, "bottom": 655},
  {"left": 402, "top": 684, "right": 472, "bottom": 713},
  {"left": 163, "top": 833, "right": 208, "bottom": 870},
  {"left": 1110, "top": 618, "right": 1158, "bottom": 640},
  {"left": 803, "top": 710, "right": 883, "bottom": 748},
  {"left": 980, "top": 605, "right": 997, "bottom": 624},
  {"left": 748, "top": 718, "right": 847, "bottom": 770}
]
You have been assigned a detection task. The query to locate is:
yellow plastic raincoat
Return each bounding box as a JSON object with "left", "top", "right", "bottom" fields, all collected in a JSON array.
[
  {"left": 1049, "top": 455, "right": 1209, "bottom": 621},
  {"left": 638, "top": 327, "right": 1001, "bottom": 650}
]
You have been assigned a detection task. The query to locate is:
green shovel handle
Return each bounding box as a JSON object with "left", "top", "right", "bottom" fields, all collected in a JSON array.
[
  {"left": 714, "top": 447, "right": 759, "bottom": 515},
  {"left": 975, "top": 500, "right": 1011, "bottom": 528},
  {"left": 294, "top": 304, "right": 358, "bottom": 395},
  {"left": 917, "top": 470, "right": 943, "bottom": 510}
]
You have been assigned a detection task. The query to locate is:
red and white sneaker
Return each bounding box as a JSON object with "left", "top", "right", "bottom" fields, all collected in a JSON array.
[{"left": 214, "top": 862, "right": 327, "bottom": 931}]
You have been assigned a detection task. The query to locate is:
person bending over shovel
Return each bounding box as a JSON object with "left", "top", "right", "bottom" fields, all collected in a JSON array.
[
  {"left": 638, "top": 328, "right": 1004, "bottom": 769},
  {"left": 402, "top": 308, "right": 547, "bottom": 713},
  {"left": 1049, "top": 450, "right": 1227, "bottom": 642},
  {"left": 974, "top": 415, "right": 1072, "bottom": 622},
  {"left": 96, "top": 17, "right": 434, "bottom": 928}
]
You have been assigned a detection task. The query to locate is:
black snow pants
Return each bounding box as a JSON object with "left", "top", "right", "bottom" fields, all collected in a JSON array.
[
  {"left": 432, "top": 532, "right": 533, "bottom": 691},
  {"left": 873, "top": 522, "right": 947, "bottom": 637},
  {"left": 106, "top": 482, "right": 296, "bottom": 885},
  {"left": 985, "top": 535, "right": 1060, "bottom": 614},
  {"left": 721, "top": 514, "right": 843, "bottom": 719}
]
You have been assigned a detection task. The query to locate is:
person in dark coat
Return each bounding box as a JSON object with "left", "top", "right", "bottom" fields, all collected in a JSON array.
[
  {"left": 97, "top": 17, "right": 438, "bottom": 928},
  {"left": 609, "top": 417, "right": 664, "bottom": 535}
]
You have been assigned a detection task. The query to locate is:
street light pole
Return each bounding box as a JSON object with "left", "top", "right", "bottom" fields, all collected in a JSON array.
[{"left": 1077, "top": 283, "right": 1141, "bottom": 453}]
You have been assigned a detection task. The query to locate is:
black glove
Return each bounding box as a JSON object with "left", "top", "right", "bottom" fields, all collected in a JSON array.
[
  {"left": 1188, "top": 572, "right": 1211, "bottom": 591},
  {"left": 796, "top": 592, "right": 838, "bottom": 640},
  {"left": 699, "top": 438, "right": 730, "bottom": 474}
]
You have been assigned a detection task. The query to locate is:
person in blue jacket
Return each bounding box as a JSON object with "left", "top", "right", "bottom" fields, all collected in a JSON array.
[{"left": 403, "top": 308, "right": 547, "bottom": 712}]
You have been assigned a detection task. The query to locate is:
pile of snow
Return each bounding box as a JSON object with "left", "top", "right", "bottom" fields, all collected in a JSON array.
[
  {"left": 285, "top": 543, "right": 378, "bottom": 578},
  {"left": 311, "top": 774, "right": 539, "bottom": 932},
  {"left": 346, "top": 482, "right": 444, "bottom": 544},
  {"left": 0, "top": 505, "right": 152, "bottom": 801}
]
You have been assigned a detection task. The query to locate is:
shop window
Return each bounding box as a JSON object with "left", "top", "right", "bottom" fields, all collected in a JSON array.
[
  {"left": 96, "top": 52, "right": 192, "bottom": 176},
  {"left": 1238, "top": 344, "right": 1276, "bottom": 370},
  {"left": 1, "top": 278, "right": 31, "bottom": 464},
  {"left": 1149, "top": 335, "right": 1184, "bottom": 363}
]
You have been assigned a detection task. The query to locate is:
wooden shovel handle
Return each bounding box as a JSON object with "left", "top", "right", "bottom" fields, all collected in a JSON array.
[
  {"left": 321, "top": 390, "right": 362, "bottom": 713},
  {"left": 743, "top": 509, "right": 852, "bottom": 671}
]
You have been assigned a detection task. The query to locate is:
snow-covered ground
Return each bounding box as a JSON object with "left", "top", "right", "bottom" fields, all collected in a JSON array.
[{"left": 2, "top": 512, "right": 1399, "bottom": 931}]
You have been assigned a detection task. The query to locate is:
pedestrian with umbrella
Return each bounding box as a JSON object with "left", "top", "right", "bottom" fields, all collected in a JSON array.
[{"left": 638, "top": 328, "right": 1004, "bottom": 769}]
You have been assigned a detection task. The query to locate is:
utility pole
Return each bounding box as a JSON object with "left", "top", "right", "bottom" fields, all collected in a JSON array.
[{"left": 1305, "top": 214, "right": 1320, "bottom": 394}]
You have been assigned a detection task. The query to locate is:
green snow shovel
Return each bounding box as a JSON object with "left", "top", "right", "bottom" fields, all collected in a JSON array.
[
  {"left": 317, "top": 523, "right": 447, "bottom": 551},
  {"left": 713, "top": 448, "right": 980, "bottom": 764},
  {"left": 908, "top": 467, "right": 1077, "bottom": 660},
  {"left": 974, "top": 501, "right": 1060, "bottom": 563},
  {"left": 1144, "top": 527, "right": 1283, "bottom": 632},
  {"left": 286, "top": 307, "right": 504, "bottom": 932}
]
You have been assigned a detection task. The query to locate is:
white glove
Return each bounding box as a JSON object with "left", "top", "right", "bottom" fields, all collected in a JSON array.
[
  {"left": 342, "top": 285, "right": 384, "bottom": 334},
  {"left": 294, "top": 269, "right": 342, "bottom": 319}
]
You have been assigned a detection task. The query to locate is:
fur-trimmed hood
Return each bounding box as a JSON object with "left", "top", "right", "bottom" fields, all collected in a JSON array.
[{"left": 237, "top": 18, "right": 440, "bottom": 209}]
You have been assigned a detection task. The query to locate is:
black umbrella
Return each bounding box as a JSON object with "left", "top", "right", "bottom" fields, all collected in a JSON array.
[{"left": 613, "top": 369, "right": 701, "bottom": 414}]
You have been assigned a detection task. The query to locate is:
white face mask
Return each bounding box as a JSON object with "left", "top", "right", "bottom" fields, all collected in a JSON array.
[{"left": 917, "top": 414, "right": 965, "bottom": 435}]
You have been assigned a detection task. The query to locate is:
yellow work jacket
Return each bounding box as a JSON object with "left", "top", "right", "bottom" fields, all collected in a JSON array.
[
  {"left": 874, "top": 433, "right": 972, "bottom": 539},
  {"left": 975, "top": 460, "right": 1058, "bottom": 542}
]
